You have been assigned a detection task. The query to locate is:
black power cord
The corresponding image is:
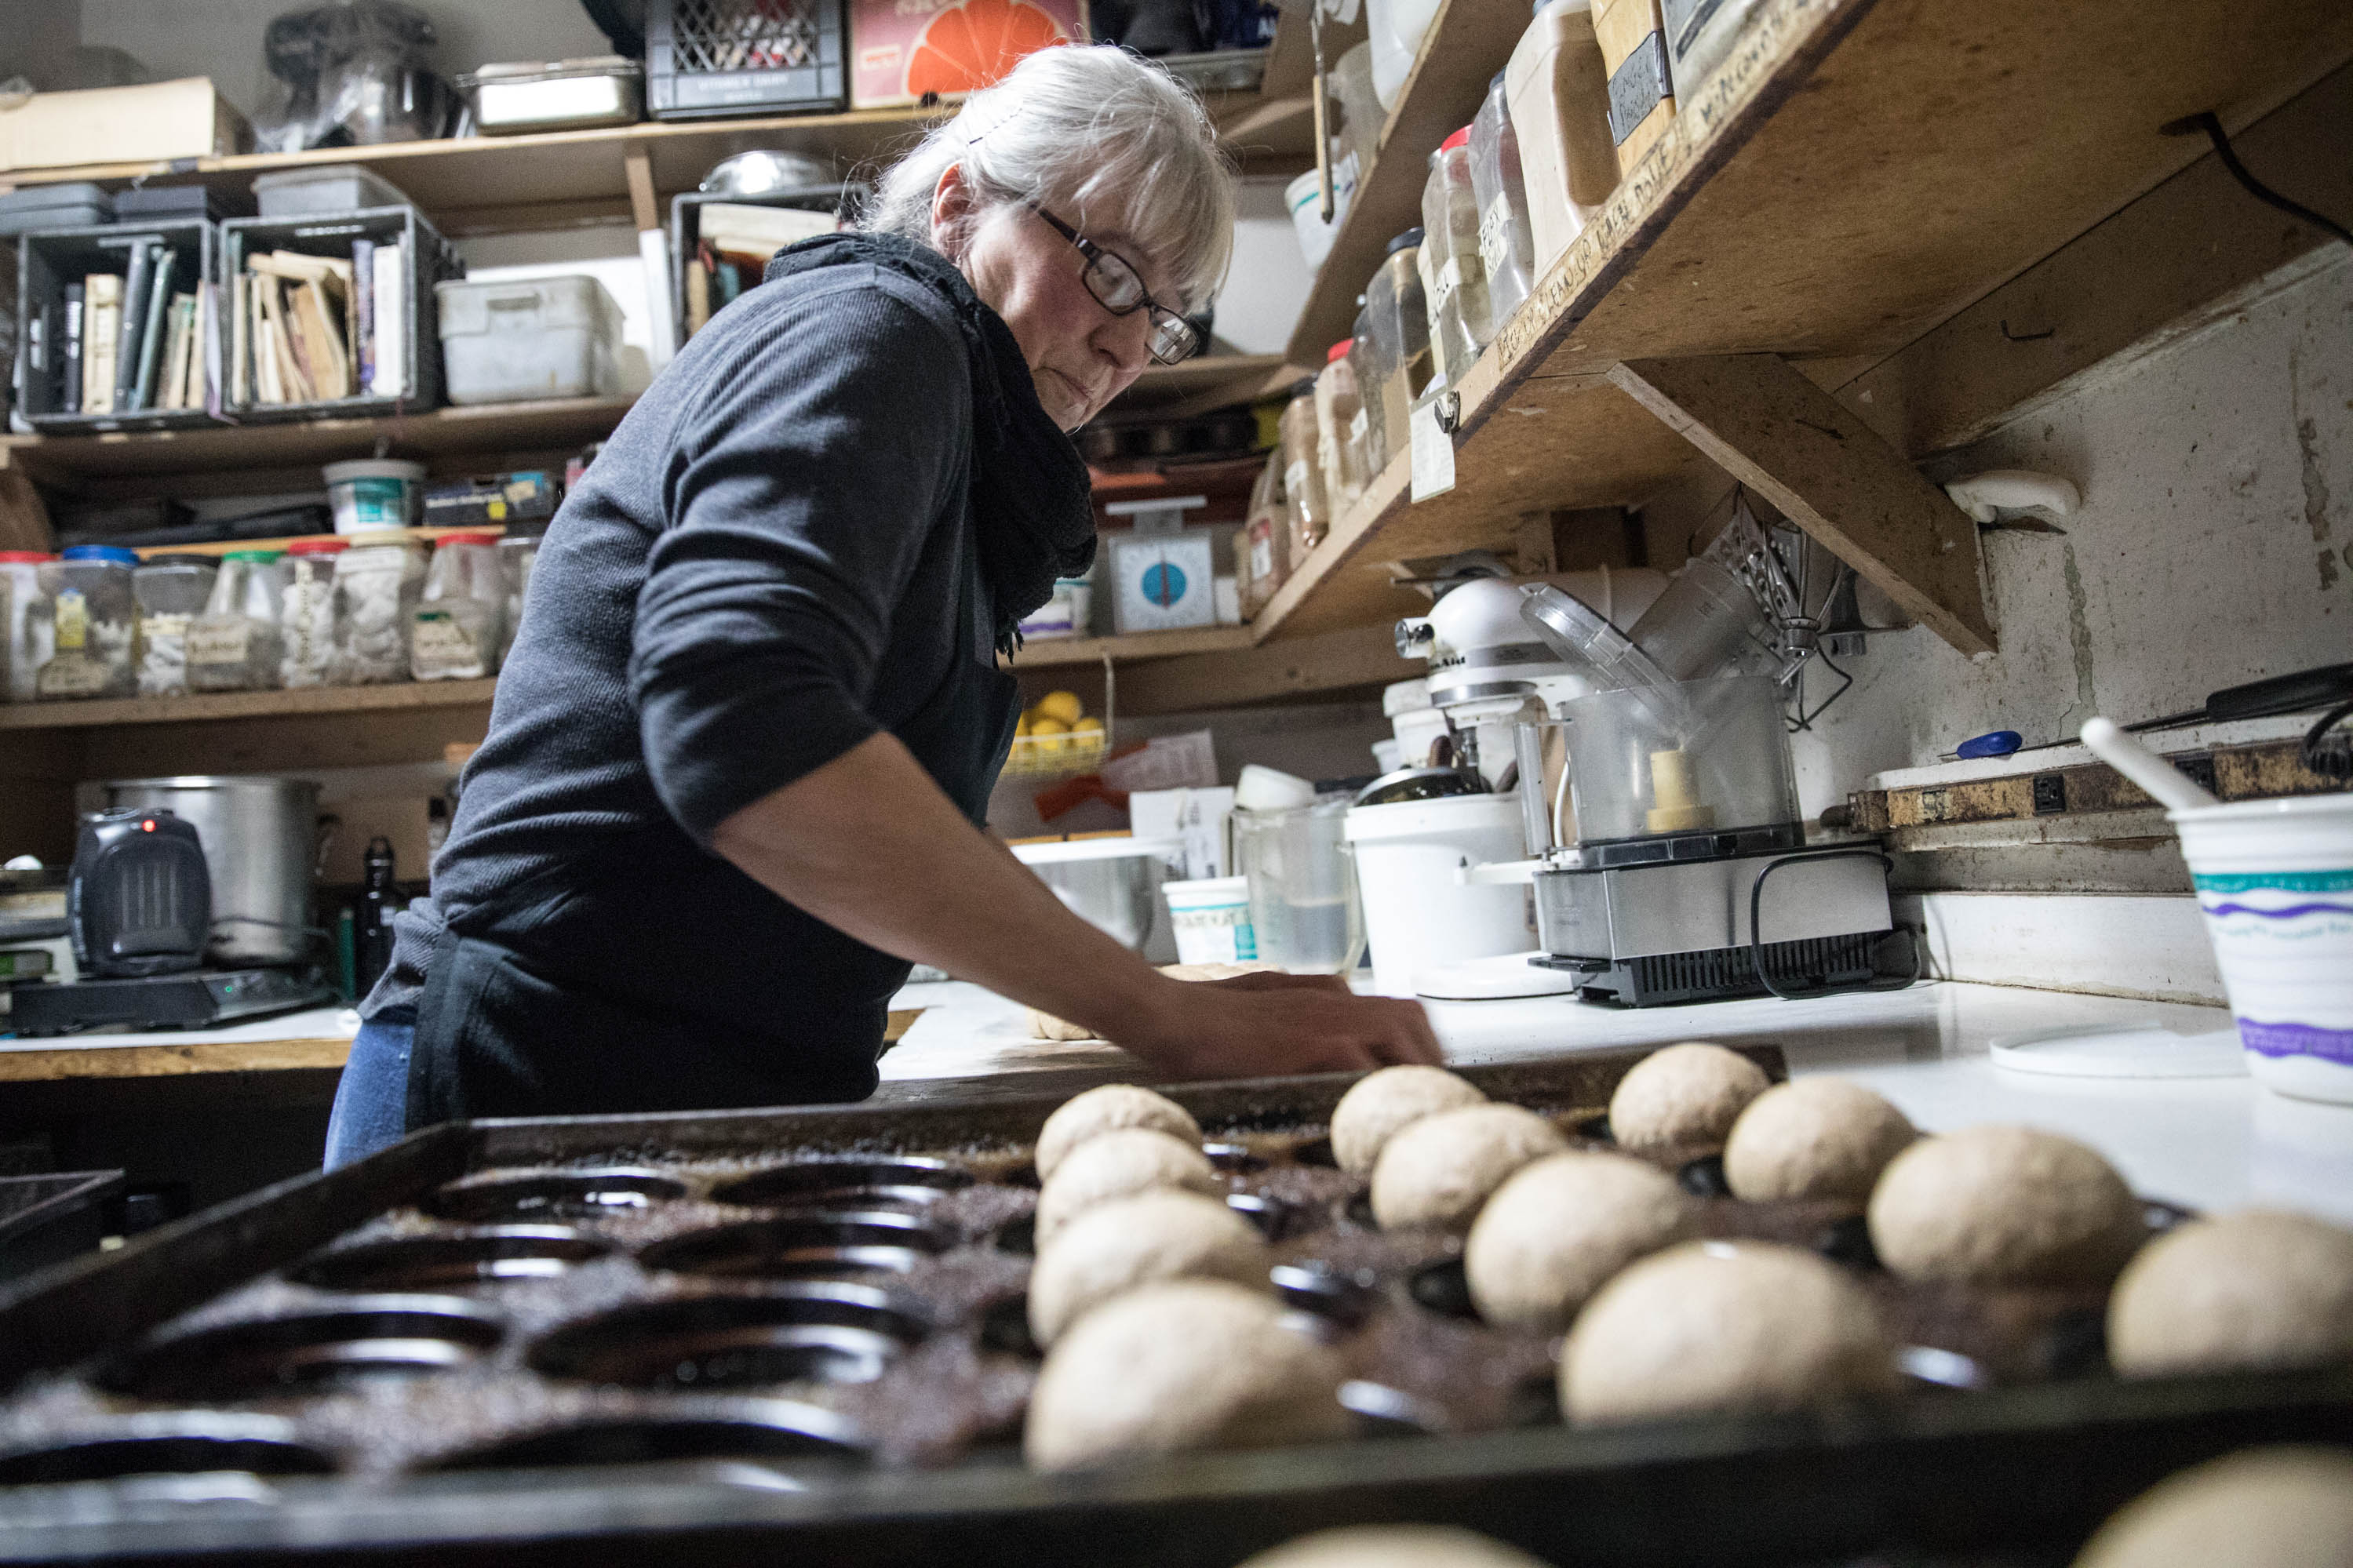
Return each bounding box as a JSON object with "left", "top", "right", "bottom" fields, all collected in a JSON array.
[
  {"left": 2304, "top": 697, "right": 2353, "bottom": 784},
  {"left": 2162, "top": 111, "right": 2353, "bottom": 248}
]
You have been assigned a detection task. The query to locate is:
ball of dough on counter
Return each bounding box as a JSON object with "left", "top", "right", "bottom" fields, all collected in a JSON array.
[
  {"left": 1023, "top": 1279, "right": 1350, "bottom": 1471},
  {"left": 1330, "top": 1065, "right": 1489, "bottom": 1177},
  {"left": 1239, "top": 1525, "right": 1553, "bottom": 1568},
  {"left": 2072, "top": 1447, "right": 2353, "bottom": 1568},
  {"left": 1867, "top": 1124, "right": 2144, "bottom": 1287},
  {"left": 1724, "top": 1078, "right": 1916, "bottom": 1204},
  {"left": 1029, "top": 1189, "right": 1272, "bottom": 1346},
  {"left": 1034, "top": 1127, "right": 1220, "bottom": 1242},
  {"left": 1028, "top": 964, "right": 1285, "bottom": 1042},
  {"left": 1607, "top": 1042, "right": 1771, "bottom": 1154},
  {"left": 1561, "top": 1241, "right": 1898, "bottom": 1426},
  {"left": 1371, "top": 1104, "right": 1569, "bottom": 1233},
  {"left": 1035, "top": 1085, "right": 1204, "bottom": 1181},
  {"left": 2107, "top": 1210, "right": 2353, "bottom": 1378},
  {"left": 1466, "top": 1151, "right": 1692, "bottom": 1331}
]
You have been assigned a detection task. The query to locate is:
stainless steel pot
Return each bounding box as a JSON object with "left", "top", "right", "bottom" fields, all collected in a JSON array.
[{"left": 93, "top": 777, "right": 323, "bottom": 966}]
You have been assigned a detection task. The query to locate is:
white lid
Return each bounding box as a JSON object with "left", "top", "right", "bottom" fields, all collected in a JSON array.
[
  {"left": 1011, "top": 835, "right": 1186, "bottom": 866},
  {"left": 323, "top": 459, "right": 427, "bottom": 483},
  {"left": 1234, "top": 763, "right": 1317, "bottom": 812},
  {"left": 1344, "top": 791, "right": 1524, "bottom": 842},
  {"left": 1164, "top": 875, "right": 1248, "bottom": 903}
]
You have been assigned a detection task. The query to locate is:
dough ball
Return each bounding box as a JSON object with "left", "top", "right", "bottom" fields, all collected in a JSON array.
[
  {"left": 1330, "top": 1064, "right": 1489, "bottom": 1177},
  {"left": 2072, "top": 1447, "right": 2353, "bottom": 1568},
  {"left": 1239, "top": 1525, "right": 1551, "bottom": 1568},
  {"left": 1023, "top": 1279, "right": 1350, "bottom": 1471},
  {"left": 1608, "top": 1042, "right": 1771, "bottom": 1154},
  {"left": 1466, "top": 1151, "right": 1692, "bottom": 1331},
  {"left": 1561, "top": 1241, "right": 1898, "bottom": 1426},
  {"left": 2107, "top": 1210, "right": 2353, "bottom": 1378},
  {"left": 1868, "top": 1125, "right": 2144, "bottom": 1287},
  {"left": 1035, "top": 1085, "right": 1203, "bottom": 1181},
  {"left": 1370, "top": 1104, "right": 1569, "bottom": 1233},
  {"left": 1725, "top": 1077, "right": 1915, "bottom": 1204},
  {"left": 1029, "top": 1189, "right": 1272, "bottom": 1346},
  {"left": 1034, "top": 1127, "right": 1220, "bottom": 1243},
  {"left": 1027, "top": 1008, "right": 1098, "bottom": 1042}
]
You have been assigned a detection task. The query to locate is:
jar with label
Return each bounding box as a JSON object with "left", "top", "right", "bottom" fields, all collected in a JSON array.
[
  {"left": 1277, "top": 382, "right": 1331, "bottom": 564},
  {"left": 1, "top": 551, "right": 54, "bottom": 704},
  {"left": 1313, "top": 339, "right": 1366, "bottom": 517},
  {"left": 279, "top": 537, "right": 347, "bottom": 688},
  {"left": 1506, "top": 0, "right": 1622, "bottom": 278},
  {"left": 35, "top": 546, "right": 139, "bottom": 701},
  {"left": 188, "top": 551, "right": 287, "bottom": 693},
  {"left": 1346, "top": 316, "right": 1388, "bottom": 479},
  {"left": 330, "top": 531, "right": 428, "bottom": 685},
  {"left": 1363, "top": 229, "right": 1432, "bottom": 466},
  {"left": 132, "top": 556, "right": 218, "bottom": 697},
  {"left": 496, "top": 533, "right": 540, "bottom": 664},
  {"left": 1237, "top": 452, "right": 1290, "bottom": 620},
  {"left": 1470, "top": 69, "right": 1536, "bottom": 329},
  {"left": 411, "top": 533, "right": 508, "bottom": 682},
  {"left": 1419, "top": 126, "right": 1493, "bottom": 387}
]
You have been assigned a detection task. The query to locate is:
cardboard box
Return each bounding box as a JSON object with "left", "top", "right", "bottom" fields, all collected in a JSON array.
[
  {"left": 1590, "top": 0, "right": 1674, "bottom": 173},
  {"left": 850, "top": 0, "right": 1088, "bottom": 111},
  {"left": 0, "top": 78, "right": 252, "bottom": 174}
]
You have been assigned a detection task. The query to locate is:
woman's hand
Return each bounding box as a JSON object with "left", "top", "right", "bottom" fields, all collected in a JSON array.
[{"left": 1109, "top": 970, "right": 1444, "bottom": 1079}]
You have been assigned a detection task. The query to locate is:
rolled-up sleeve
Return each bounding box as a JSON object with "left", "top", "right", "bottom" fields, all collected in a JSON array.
[{"left": 630, "top": 281, "right": 970, "bottom": 844}]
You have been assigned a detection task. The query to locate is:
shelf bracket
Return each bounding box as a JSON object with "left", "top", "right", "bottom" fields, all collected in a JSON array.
[
  {"left": 622, "top": 141, "right": 660, "bottom": 232},
  {"left": 1608, "top": 354, "right": 1997, "bottom": 657}
]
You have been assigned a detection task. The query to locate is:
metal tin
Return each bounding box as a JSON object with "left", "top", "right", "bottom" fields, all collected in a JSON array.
[{"left": 457, "top": 57, "right": 645, "bottom": 135}]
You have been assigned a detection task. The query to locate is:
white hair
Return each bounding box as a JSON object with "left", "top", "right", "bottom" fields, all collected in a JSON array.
[{"left": 865, "top": 45, "right": 1237, "bottom": 311}]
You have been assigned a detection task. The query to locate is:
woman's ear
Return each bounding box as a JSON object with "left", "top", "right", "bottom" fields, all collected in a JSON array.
[{"left": 930, "top": 163, "right": 974, "bottom": 260}]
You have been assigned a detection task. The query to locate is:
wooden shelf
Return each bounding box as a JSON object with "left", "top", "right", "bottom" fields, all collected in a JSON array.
[
  {"left": 0, "top": 679, "right": 497, "bottom": 732},
  {"left": 1256, "top": 0, "right": 2353, "bottom": 641},
  {"left": 1003, "top": 626, "right": 1255, "bottom": 668}
]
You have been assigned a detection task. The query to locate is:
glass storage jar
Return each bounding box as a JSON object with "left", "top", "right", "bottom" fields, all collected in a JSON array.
[
  {"left": 1507, "top": 0, "right": 1622, "bottom": 276},
  {"left": 411, "top": 532, "right": 508, "bottom": 682},
  {"left": 1237, "top": 451, "right": 1290, "bottom": 622},
  {"left": 1470, "top": 69, "right": 1536, "bottom": 328},
  {"left": 132, "top": 555, "right": 218, "bottom": 697},
  {"left": 1419, "top": 126, "right": 1493, "bottom": 386},
  {"left": 1363, "top": 230, "right": 1432, "bottom": 464},
  {"left": 1, "top": 551, "right": 54, "bottom": 704},
  {"left": 279, "top": 537, "right": 347, "bottom": 689},
  {"left": 188, "top": 550, "right": 287, "bottom": 693},
  {"left": 1314, "top": 339, "right": 1366, "bottom": 518},
  {"left": 496, "top": 533, "right": 540, "bottom": 665},
  {"left": 330, "top": 530, "right": 428, "bottom": 685},
  {"left": 35, "top": 546, "right": 139, "bottom": 701},
  {"left": 1346, "top": 317, "right": 1387, "bottom": 479},
  {"left": 1277, "top": 382, "right": 1331, "bottom": 565}
]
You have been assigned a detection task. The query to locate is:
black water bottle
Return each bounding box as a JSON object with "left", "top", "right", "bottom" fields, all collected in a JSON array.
[{"left": 356, "top": 837, "right": 398, "bottom": 997}]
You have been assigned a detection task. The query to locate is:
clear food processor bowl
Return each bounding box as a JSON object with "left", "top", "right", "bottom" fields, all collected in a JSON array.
[{"left": 1560, "top": 675, "right": 1798, "bottom": 844}]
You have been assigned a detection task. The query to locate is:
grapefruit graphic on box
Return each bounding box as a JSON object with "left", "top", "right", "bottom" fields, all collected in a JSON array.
[{"left": 851, "top": 0, "right": 1087, "bottom": 108}]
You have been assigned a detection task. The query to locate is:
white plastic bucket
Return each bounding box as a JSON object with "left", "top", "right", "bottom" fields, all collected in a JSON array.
[
  {"left": 2170, "top": 794, "right": 2353, "bottom": 1104},
  {"left": 323, "top": 459, "right": 425, "bottom": 534},
  {"left": 1286, "top": 155, "right": 1359, "bottom": 272},
  {"left": 1344, "top": 792, "right": 1535, "bottom": 996},
  {"left": 1164, "top": 875, "right": 1255, "bottom": 966}
]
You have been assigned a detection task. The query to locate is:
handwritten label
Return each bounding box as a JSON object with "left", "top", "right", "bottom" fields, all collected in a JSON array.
[
  {"left": 1409, "top": 400, "right": 1456, "bottom": 503},
  {"left": 186, "top": 619, "right": 251, "bottom": 668},
  {"left": 410, "top": 610, "right": 484, "bottom": 677}
]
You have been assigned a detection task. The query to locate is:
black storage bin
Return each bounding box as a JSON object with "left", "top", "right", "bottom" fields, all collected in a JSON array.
[
  {"left": 647, "top": 0, "right": 850, "bottom": 119},
  {"left": 666, "top": 184, "right": 862, "bottom": 349},
  {"left": 218, "top": 205, "right": 460, "bottom": 423},
  {"left": 15, "top": 221, "right": 224, "bottom": 435}
]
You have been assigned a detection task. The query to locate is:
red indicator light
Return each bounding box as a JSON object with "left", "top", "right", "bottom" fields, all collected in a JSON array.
[{"left": 141, "top": 820, "right": 155, "bottom": 831}]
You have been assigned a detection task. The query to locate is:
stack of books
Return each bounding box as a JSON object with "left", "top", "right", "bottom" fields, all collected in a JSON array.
[
  {"left": 44, "top": 239, "right": 210, "bottom": 417},
  {"left": 681, "top": 202, "right": 837, "bottom": 338},
  {"left": 229, "top": 237, "right": 409, "bottom": 407}
]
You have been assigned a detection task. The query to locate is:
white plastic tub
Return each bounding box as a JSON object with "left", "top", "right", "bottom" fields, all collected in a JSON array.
[
  {"left": 324, "top": 459, "right": 425, "bottom": 534},
  {"left": 1164, "top": 875, "right": 1255, "bottom": 966},
  {"left": 436, "top": 275, "right": 624, "bottom": 406},
  {"left": 1344, "top": 792, "right": 1535, "bottom": 996}
]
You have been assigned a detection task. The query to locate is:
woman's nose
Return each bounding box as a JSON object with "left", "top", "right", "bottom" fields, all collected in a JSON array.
[{"left": 1096, "top": 307, "right": 1152, "bottom": 373}]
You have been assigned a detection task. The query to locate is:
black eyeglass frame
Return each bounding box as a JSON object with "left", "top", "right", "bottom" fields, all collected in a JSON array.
[{"left": 1026, "top": 202, "right": 1202, "bottom": 366}]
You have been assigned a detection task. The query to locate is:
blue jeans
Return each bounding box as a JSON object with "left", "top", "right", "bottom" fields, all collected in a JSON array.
[{"left": 323, "top": 1006, "right": 417, "bottom": 1170}]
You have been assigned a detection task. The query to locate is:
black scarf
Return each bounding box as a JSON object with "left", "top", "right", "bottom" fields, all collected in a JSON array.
[{"left": 763, "top": 232, "right": 1095, "bottom": 654}]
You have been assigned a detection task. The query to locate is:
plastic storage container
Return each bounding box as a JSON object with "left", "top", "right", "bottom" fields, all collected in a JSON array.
[
  {"left": 1346, "top": 319, "right": 1388, "bottom": 480},
  {"left": 1, "top": 552, "right": 53, "bottom": 704},
  {"left": 0, "top": 184, "right": 114, "bottom": 235},
  {"left": 325, "top": 460, "right": 426, "bottom": 534},
  {"left": 1367, "top": 0, "right": 1445, "bottom": 109},
  {"left": 1314, "top": 339, "right": 1365, "bottom": 518},
  {"left": 497, "top": 534, "right": 540, "bottom": 664},
  {"left": 1237, "top": 454, "right": 1289, "bottom": 622},
  {"left": 1592, "top": 0, "right": 1674, "bottom": 173},
  {"left": 279, "top": 537, "right": 347, "bottom": 688},
  {"left": 436, "top": 275, "right": 625, "bottom": 406},
  {"left": 411, "top": 533, "right": 507, "bottom": 682},
  {"left": 250, "top": 163, "right": 417, "bottom": 219},
  {"left": 132, "top": 556, "right": 217, "bottom": 697},
  {"left": 1346, "top": 791, "right": 1537, "bottom": 995},
  {"left": 1470, "top": 71, "right": 1536, "bottom": 328},
  {"left": 34, "top": 547, "right": 139, "bottom": 700},
  {"left": 330, "top": 531, "right": 428, "bottom": 685},
  {"left": 1164, "top": 875, "right": 1257, "bottom": 966},
  {"left": 1419, "top": 126, "right": 1493, "bottom": 384},
  {"left": 1330, "top": 42, "right": 1385, "bottom": 180},
  {"left": 1364, "top": 230, "right": 1433, "bottom": 464},
  {"left": 1277, "top": 383, "right": 1331, "bottom": 564},
  {"left": 1507, "top": 0, "right": 1623, "bottom": 277},
  {"left": 1285, "top": 156, "right": 1359, "bottom": 273},
  {"left": 188, "top": 551, "right": 286, "bottom": 693}
]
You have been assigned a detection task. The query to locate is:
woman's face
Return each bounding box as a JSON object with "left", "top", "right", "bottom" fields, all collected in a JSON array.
[{"left": 932, "top": 165, "right": 1169, "bottom": 432}]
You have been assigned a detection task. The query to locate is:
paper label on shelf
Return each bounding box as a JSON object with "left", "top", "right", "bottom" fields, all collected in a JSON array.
[
  {"left": 53, "top": 590, "right": 87, "bottom": 651},
  {"left": 1409, "top": 400, "right": 1457, "bottom": 502},
  {"left": 410, "top": 610, "right": 484, "bottom": 676},
  {"left": 186, "top": 619, "right": 251, "bottom": 668}
]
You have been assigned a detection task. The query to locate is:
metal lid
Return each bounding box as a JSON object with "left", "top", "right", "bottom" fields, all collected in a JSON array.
[{"left": 1352, "top": 767, "right": 1489, "bottom": 807}]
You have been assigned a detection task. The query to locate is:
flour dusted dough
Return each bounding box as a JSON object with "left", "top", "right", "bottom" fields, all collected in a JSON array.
[
  {"left": 1725, "top": 1077, "right": 1915, "bottom": 1204},
  {"left": 2107, "top": 1210, "right": 2353, "bottom": 1378},
  {"left": 1561, "top": 1240, "right": 1898, "bottom": 1425},
  {"left": 1033, "top": 1126, "right": 1220, "bottom": 1242},
  {"left": 1023, "top": 1279, "right": 1350, "bottom": 1471},
  {"left": 1028, "top": 1188, "right": 1272, "bottom": 1346},
  {"left": 1466, "top": 1151, "right": 1692, "bottom": 1330},
  {"left": 1607, "top": 1042, "right": 1770, "bottom": 1154},
  {"left": 1239, "top": 1526, "right": 1553, "bottom": 1568},
  {"left": 1027, "top": 962, "right": 1284, "bottom": 1042},
  {"left": 1867, "top": 1124, "right": 2144, "bottom": 1287},
  {"left": 1370, "top": 1104, "right": 1569, "bottom": 1232},
  {"left": 2071, "top": 1448, "right": 2353, "bottom": 1568},
  {"left": 1034, "top": 1084, "right": 1203, "bottom": 1181},
  {"left": 1329, "top": 1064, "right": 1488, "bottom": 1177}
]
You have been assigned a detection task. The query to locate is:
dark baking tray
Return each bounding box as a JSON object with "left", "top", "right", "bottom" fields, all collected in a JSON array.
[
  {"left": 0, "top": 1170, "right": 123, "bottom": 1281},
  {"left": 0, "top": 1048, "right": 2344, "bottom": 1567}
]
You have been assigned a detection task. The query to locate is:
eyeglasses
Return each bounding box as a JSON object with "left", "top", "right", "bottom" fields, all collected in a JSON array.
[{"left": 1027, "top": 203, "right": 1202, "bottom": 366}]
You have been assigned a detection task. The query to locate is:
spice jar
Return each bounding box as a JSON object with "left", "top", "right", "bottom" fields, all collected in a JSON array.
[
  {"left": 1237, "top": 452, "right": 1291, "bottom": 621},
  {"left": 331, "top": 530, "right": 428, "bottom": 686},
  {"left": 411, "top": 532, "right": 508, "bottom": 682},
  {"left": 1363, "top": 229, "right": 1432, "bottom": 464},
  {"left": 1314, "top": 339, "right": 1366, "bottom": 518},
  {"left": 188, "top": 551, "right": 286, "bottom": 693},
  {"left": 279, "top": 537, "right": 347, "bottom": 689},
  {"left": 1277, "top": 382, "right": 1331, "bottom": 564},
  {"left": 1419, "top": 126, "right": 1493, "bottom": 387},
  {"left": 1470, "top": 69, "right": 1536, "bottom": 329},
  {"left": 132, "top": 555, "right": 218, "bottom": 697},
  {"left": 1507, "top": 0, "right": 1622, "bottom": 276},
  {"left": 35, "top": 546, "right": 139, "bottom": 701},
  {"left": 1, "top": 551, "right": 53, "bottom": 704},
  {"left": 496, "top": 533, "right": 540, "bottom": 665}
]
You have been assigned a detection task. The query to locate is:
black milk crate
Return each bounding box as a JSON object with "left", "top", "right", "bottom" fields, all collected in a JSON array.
[
  {"left": 666, "top": 183, "right": 864, "bottom": 349},
  {"left": 647, "top": 0, "right": 850, "bottom": 119},
  {"left": 218, "top": 205, "right": 461, "bottom": 423},
  {"left": 14, "top": 220, "right": 224, "bottom": 435}
]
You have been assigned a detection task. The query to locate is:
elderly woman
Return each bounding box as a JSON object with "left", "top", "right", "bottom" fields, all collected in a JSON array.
[{"left": 324, "top": 46, "right": 1440, "bottom": 1164}]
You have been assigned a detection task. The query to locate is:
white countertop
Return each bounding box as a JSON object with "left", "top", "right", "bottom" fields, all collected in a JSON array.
[
  {"left": 881, "top": 978, "right": 2353, "bottom": 1225},
  {"left": 0, "top": 1005, "right": 358, "bottom": 1052}
]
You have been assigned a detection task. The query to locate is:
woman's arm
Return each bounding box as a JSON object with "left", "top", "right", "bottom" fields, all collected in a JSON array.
[{"left": 712, "top": 733, "right": 1444, "bottom": 1078}]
